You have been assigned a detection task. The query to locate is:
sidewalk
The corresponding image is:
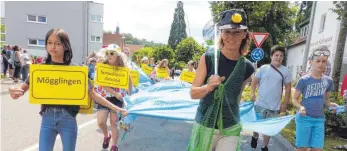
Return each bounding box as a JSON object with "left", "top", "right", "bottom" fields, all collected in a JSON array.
[{"left": 1, "top": 78, "right": 22, "bottom": 94}]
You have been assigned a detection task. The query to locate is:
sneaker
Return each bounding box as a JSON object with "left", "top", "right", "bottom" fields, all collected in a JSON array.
[
  {"left": 110, "top": 145, "right": 118, "bottom": 151},
  {"left": 102, "top": 133, "right": 111, "bottom": 149},
  {"left": 261, "top": 146, "right": 268, "bottom": 151},
  {"left": 250, "top": 136, "right": 258, "bottom": 149}
]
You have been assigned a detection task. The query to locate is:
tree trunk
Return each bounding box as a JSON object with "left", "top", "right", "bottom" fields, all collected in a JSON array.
[{"left": 332, "top": 2, "right": 347, "bottom": 98}]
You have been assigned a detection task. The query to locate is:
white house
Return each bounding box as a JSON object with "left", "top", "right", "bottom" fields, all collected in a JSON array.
[{"left": 287, "top": 1, "right": 347, "bottom": 83}]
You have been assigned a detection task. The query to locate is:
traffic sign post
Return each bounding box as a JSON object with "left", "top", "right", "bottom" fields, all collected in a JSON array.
[
  {"left": 250, "top": 32, "right": 269, "bottom": 68},
  {"left": 251, "top": 48, "right": 264, "bottom": 66},
  {"left": 251, "top": 32, "right": 269, "bottom": 48}
]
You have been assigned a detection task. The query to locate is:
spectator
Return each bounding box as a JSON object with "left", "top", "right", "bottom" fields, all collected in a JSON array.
[
  {"left": 21, "top": 50, "right": 31, "bottom": 81},
  {"left": 2, "top": 44, "right": 9, "bottom": 77},
  {"left": 11, "top": 45, "right": 22, "bottom": 83}
]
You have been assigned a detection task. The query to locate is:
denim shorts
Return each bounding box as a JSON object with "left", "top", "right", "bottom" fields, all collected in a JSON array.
[
  {"left": 97, "top": 97, "right": 123, "bottom": 113},
  {"left": 295, "top": 114, "right": 325, "bottom": 149},
  {"left": 254, "top": 105, "right": 280, "bottom": 120}
]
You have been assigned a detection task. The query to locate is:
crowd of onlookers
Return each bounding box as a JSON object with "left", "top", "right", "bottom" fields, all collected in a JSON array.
[{"left": 0, "top": 44, "right": 46, "bottom": 83}]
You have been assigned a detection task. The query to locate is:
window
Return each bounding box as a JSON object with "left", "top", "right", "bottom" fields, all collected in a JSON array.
[
  {"left": 38, "top": 16, "right": 47, "bottom": 23},
  {"left": 27, "top": 15, "right": 36, "bottom": 22},
  {"left": 319, "top": 14, "right": 326, "bottom": 33},
  {"left": 90, "top": 15, "right": 103, "bottom": 23},
  {"left": 38, "top": 39, "right": 45, "bottom": 46},
  {"left": 90, "top": 36, "right": 102, "bottom": 42},
  {"left": 28, "top": 39, "right": 45, "bottom": 46},
  {"left": 27, "top": 15, "right": 47, "bottom": 23},
  {"left": 300, "top": 25, "right": 309, "bottom": 38}
]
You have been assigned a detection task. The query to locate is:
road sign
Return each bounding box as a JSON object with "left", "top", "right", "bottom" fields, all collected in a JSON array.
[
  {"left": 251, "top": 48, "right": 264, "bottom": 62},
  {"left": 251, "top": 32, "right": 269, "bottom": 48}
]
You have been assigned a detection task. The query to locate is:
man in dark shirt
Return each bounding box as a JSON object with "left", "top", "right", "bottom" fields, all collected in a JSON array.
[{"left": 2, "top": 44, "right": 9, "bottom": 77}]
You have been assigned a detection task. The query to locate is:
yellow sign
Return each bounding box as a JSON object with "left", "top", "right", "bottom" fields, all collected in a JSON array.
[
  {"left": 95, "top": 63, "right": 130, "bottom": 89},
  {"left": 156, "top": 68, "right": 169, "bottom": 78},
  {"left": 79, "top": 80, "right": 94, "bottom": 114},
  {"left": 180, "top": 70, "right": 196, "bottom": 83},
  {"left": 141, "top": 64, "right": 153, "bottom": 75},
  {"left": 79, "top": 97, "right": 94, "bottom": 114},
  {"left": 29, "top": 64, "right": 88, "bottom": 105},
  {"left": 130, "top": 70, "right": 140, "bottom": 86}
]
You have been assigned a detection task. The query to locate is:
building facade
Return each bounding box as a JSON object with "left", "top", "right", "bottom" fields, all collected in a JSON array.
[
  {"left": 287, "top": 1, "right": 347, "bottom": 83},
  {"left": 4, "top": 1, "right": 103, "bottom": 64}
]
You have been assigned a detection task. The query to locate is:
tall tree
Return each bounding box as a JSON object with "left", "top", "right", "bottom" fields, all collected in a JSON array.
[
  {"left": 331, "top": 1, "right": 347, "bottom": 96},
  {"left": 168, "top": 1, "right": 187, "bottom": 50},
  {"left": 209, "top": 1, "right": 297, "bottom": 64}
]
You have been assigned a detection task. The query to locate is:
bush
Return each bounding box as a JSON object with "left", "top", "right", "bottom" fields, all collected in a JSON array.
[{"left": 176, "top": 61, "right": 186, "bottom": 70}]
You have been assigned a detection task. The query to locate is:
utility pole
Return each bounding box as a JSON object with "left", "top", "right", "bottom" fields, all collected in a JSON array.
[{"left": 302, "top": 1, "right": 317, "bottom": 71}]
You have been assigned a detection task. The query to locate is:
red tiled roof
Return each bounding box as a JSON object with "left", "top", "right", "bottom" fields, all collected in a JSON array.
[{"left": 288, "top": 37, "right": 307, "bottom": 49}]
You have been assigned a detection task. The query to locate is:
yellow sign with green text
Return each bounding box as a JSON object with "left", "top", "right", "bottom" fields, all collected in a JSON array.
[
  {"left": 156, "top": 68, "right": 169, "bottom": 78},
  {"left": 141, "top": 64, "right": 153, "bottom": 75},
  {"left": 95, "top": 63, "right": 130, "bottom": 89},
  {"left": 29, "top": 64, "right": 88, "bottom": 105},
  {"left": 130, "top": 70, "right": 140, "bottom": 86},
  {"left": 180, "top": 70, "right": 196, "bottom": 83}
]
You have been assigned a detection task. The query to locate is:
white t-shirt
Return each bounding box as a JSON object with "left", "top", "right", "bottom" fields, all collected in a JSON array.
[{"left": 254, "top": 64, "right": 293, "bottom": 110}]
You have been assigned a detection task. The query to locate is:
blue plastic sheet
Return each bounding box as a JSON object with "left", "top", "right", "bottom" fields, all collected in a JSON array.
[{"left": 120, "top": 81, "right": 296, "bottom": 137}]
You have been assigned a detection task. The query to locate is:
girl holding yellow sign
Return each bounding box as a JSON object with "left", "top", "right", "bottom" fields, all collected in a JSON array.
[
  {"left": 150, "top": 59, "right": 170, "bottom": 82},
  {"left": 94, "top": 45, "right": 132, "bottom": 151},
  {"left": 8, "top": 28, "right": 128, "bottom": 151},
  {"left": 179, "top": 60, "right": 196, "bottom": 83}
]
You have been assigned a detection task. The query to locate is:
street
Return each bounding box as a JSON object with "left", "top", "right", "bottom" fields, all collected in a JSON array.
[{"left": 1, "top": 79, "right": 292, "bottom": 151}]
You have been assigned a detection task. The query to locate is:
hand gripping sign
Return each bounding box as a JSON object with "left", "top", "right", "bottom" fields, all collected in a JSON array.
[
  {"left": 29, "top": 64, "right": 89, "bottom": 105},
  {"left": 94, "top": 63, "right": 130, "bottom": 89}
]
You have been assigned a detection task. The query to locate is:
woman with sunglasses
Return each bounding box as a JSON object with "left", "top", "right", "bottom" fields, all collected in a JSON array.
[
  {"left": 8, "top": 28, "right": 127, "bottom": 151},
  {"left": 94, "top": 45, "right": 132, "bottom": 151},
  {"left": 292, "top": 45, "right": 338, "bottom": 151}
]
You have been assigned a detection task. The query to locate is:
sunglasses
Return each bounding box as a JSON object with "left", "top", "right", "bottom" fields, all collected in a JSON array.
[
  {"left": 105, "top": 51, "right": 119, "bottom": 56},
  {"left": 313, "top": 49, "right": 330, "bottom": 56}
]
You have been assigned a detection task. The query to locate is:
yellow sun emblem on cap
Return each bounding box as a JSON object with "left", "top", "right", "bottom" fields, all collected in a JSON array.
[
  {"left": 116, "top": 47, "right": 121, "bottom": 52},
  {"left": 231, "top": 13, "right": 242, "bottom": 23}
]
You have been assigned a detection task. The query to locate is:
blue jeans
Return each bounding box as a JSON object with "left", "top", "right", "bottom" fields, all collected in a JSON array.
[{"left": 39, "top": 108, "right": 78, "bottom": 151}]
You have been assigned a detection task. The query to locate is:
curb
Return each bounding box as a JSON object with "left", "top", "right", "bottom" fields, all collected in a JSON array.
[{"left": 273, "top": 134, "right": 296, "bottom": 151}]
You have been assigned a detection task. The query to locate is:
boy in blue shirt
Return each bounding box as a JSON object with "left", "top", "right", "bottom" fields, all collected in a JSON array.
[{"left": 292, "top": 45, "right": 338, "bottom": 151}]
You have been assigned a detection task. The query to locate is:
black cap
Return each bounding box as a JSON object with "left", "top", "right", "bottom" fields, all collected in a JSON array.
[{"left": 218, "top": 9, "right": 248, "bottom": 30}]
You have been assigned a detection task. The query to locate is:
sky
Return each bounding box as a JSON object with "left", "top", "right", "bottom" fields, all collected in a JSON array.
[{"left": 94, "top": 0, "right": 212, "bottom": 44}]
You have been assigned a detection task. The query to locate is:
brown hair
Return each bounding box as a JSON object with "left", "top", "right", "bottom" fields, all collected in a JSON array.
[
  {"left": 270, "top": 45, "right": 286, "bottom": 56},
  {"left": 218, "top": 30, "right": 251, "bottom": 56},
  {"left": 158, "top": 59, "right": 169, "bottom": 68},
  {"left": 45, "top": 28, "right": 73, "bottom": 65}
]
